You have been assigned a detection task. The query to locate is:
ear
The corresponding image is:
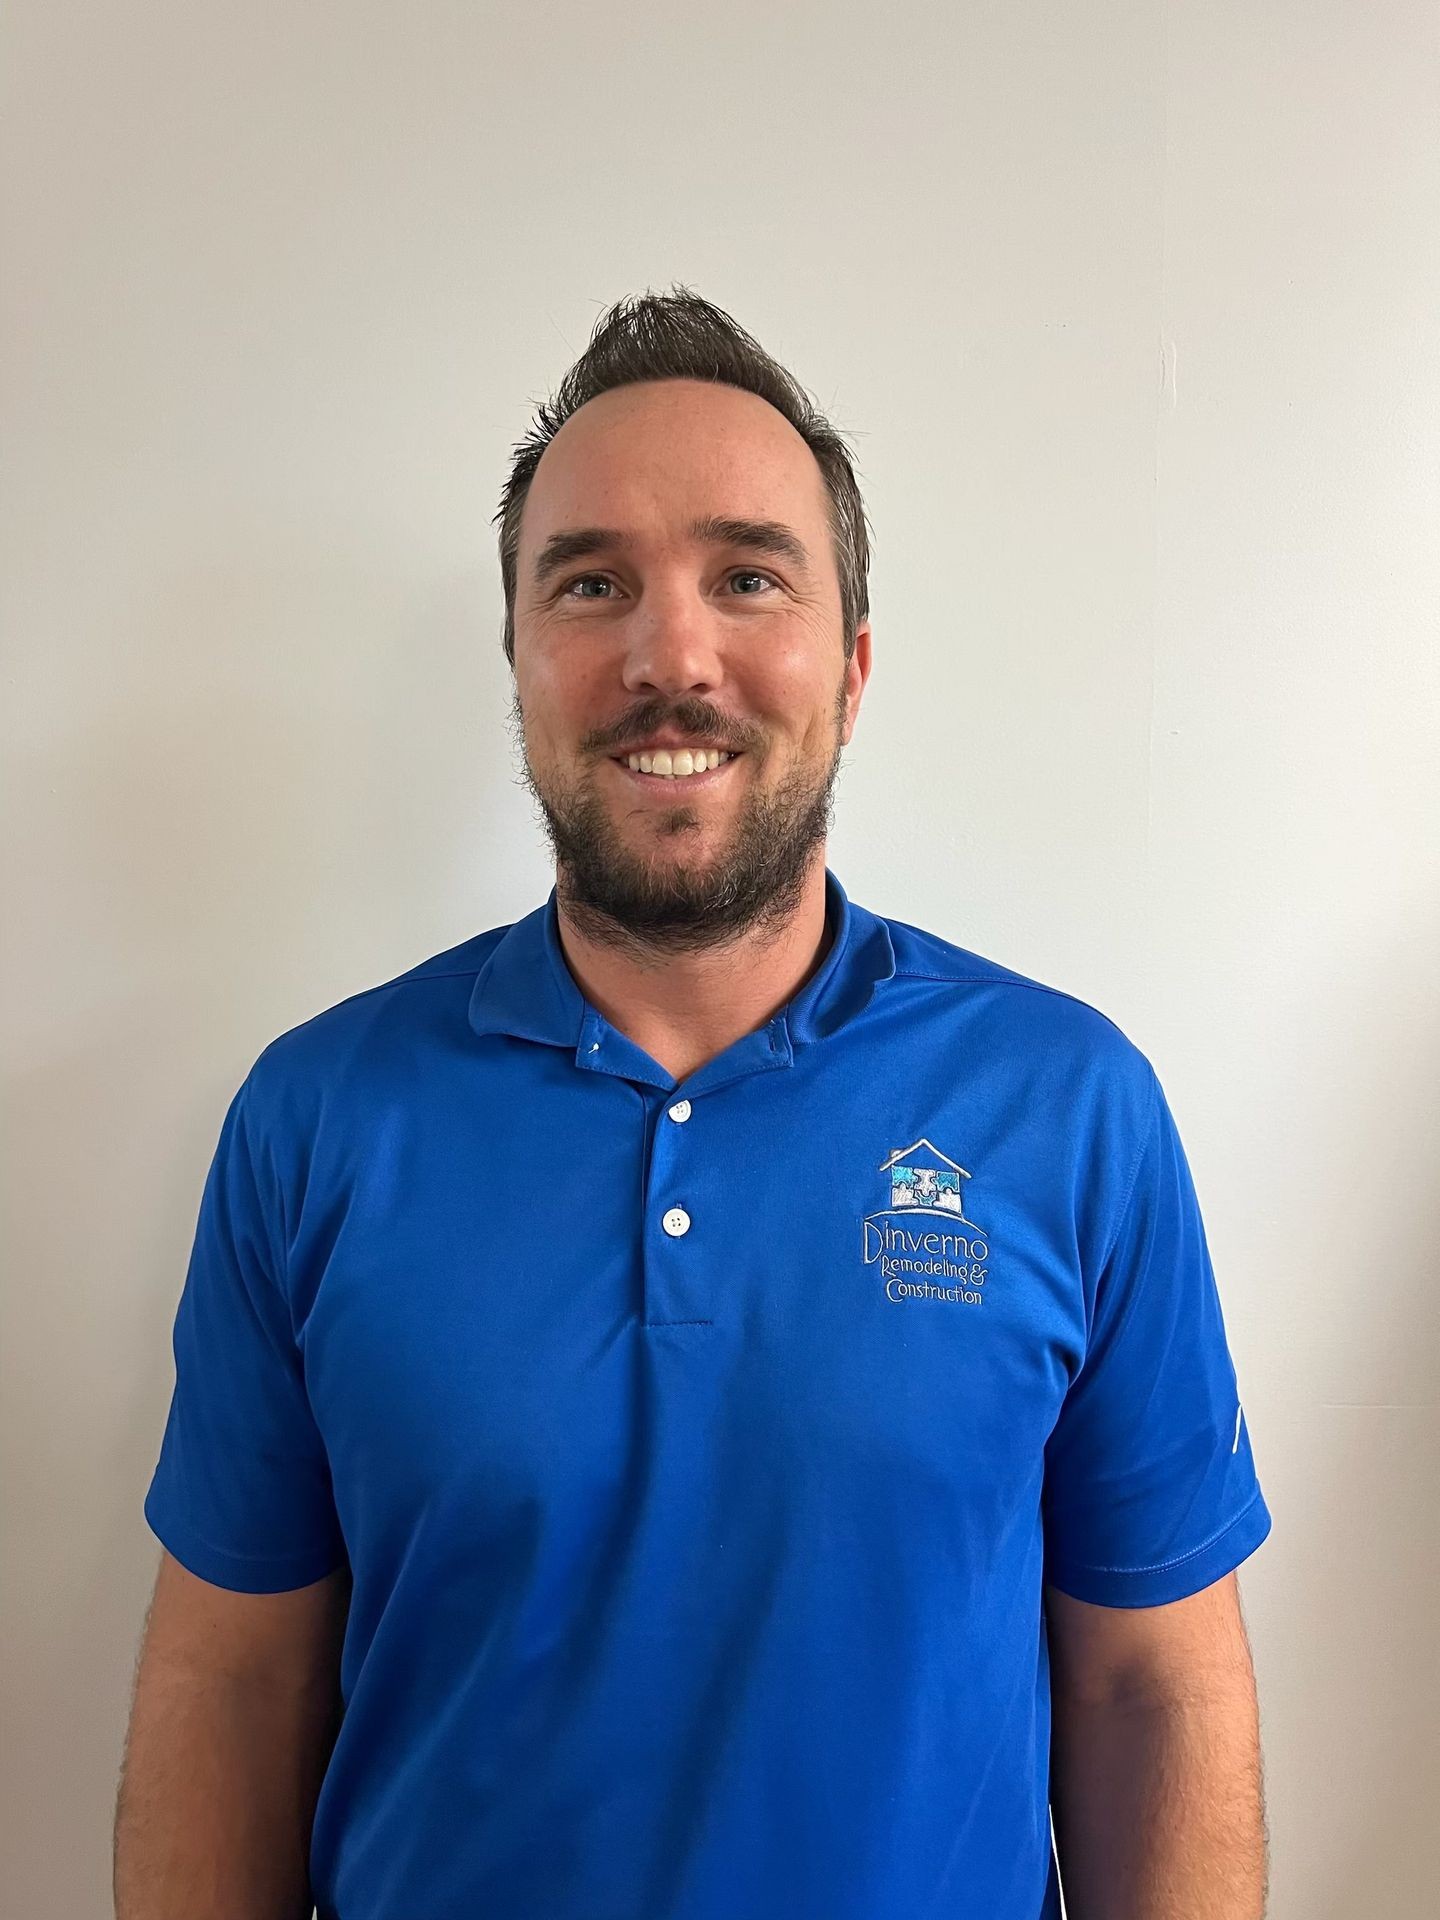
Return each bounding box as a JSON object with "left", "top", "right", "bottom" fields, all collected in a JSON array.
[{"left": 841, "top": 621, "right": 873, "bottom": 745}]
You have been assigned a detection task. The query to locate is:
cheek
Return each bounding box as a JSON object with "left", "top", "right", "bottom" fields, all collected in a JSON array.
[
  {"left": 523, "top": 658, "right": 605, "bottom": 735},
  {"left": 740, "top": 647, "right": 816, "bottom": 718}
]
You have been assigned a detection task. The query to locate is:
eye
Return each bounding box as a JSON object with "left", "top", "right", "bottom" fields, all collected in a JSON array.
[
  {"left": 559, "top": 573, "right": 617, "bottom": 600},
  {"left": 727, "top": 569, "right": 779, "bottom": 595}
]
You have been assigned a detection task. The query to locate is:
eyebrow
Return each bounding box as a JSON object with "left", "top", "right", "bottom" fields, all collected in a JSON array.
[{"left": 531, "top": 515, "right": 815, "bottom": 588}]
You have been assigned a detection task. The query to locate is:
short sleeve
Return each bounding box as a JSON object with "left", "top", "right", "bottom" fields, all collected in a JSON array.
[
  {"left": 143, "top": 1072, "right": 347, "bottom": 1592},
  {"left": 1042, "top": 1064, "right": 1272, "bottom": 1607}
]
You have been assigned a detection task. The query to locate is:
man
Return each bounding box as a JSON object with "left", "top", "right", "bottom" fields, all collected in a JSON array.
[{"left": 117, "top": 288, "right": 1272, "bottom": 1919}]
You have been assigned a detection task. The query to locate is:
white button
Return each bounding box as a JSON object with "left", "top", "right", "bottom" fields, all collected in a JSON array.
[
  {"left": 667, "top": 1099, "right": 692, "bottom": 1123},
  {"left": 661, "top": 1206, "right": 691, "bottom": 1237}
]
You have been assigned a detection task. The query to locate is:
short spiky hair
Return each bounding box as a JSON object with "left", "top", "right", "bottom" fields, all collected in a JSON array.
[{"left": 492, "top": 285, "right": 872, "bottom": 669}]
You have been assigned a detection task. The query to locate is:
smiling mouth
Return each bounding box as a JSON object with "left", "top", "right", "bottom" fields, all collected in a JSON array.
[{"left": 609, "top": 747, "right": 742, "bottom": 784}]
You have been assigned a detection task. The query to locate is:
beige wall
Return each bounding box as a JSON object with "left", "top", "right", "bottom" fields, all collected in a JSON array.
[{"left": 4, "top": 4, "right": 1437, "bottom": 1913}]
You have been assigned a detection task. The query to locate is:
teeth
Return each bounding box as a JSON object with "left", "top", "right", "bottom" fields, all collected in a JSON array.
[{"left": 625, "top": 748, "right": 733, "bottom": 778}]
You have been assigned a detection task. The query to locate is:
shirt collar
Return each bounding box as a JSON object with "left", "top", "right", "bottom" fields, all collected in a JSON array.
[{"left": 468, "top": 865, "right": 895, "bottom": 1067}]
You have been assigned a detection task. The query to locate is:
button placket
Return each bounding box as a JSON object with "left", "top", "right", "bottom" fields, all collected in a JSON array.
[{"left": 644, "top": 1090, "right": 710, "bottom": 1327}]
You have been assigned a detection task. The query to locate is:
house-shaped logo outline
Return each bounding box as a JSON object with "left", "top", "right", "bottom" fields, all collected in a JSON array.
[{"left": 873, "top": 1137, "right": 983, "bottom": 1228}]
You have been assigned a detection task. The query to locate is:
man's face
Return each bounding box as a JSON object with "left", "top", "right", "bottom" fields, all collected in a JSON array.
[{"left": 508, "top": 378, "right": 872, "bottom": 951}]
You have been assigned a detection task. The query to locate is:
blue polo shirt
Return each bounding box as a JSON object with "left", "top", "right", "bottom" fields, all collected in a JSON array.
[{"left": 144, "top": 866, "right": 1271, "bottom": 1920}]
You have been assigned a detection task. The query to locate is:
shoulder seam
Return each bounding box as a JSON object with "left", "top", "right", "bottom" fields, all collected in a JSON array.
[
  {"left": 258, "top": 962, "right": 495, "bottom": 1044},
  {"left": 888, "top": 966, "right": 1136, "bottom": 1043},
  {"left": 231, "top": 1075, "right": 296, "bottom": 1312},
  {"left": 1077, "top": 1063, "right": 1163, "bottom": 1369},
  {"left": 1096, "top": 1060, "right": 1160, "bottom": 1280},
  {"left": 323, "top": 963, "right": 488, "bottom": 1008}
]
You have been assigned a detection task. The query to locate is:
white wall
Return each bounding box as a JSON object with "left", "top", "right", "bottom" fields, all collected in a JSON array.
[{"left": 4, "top": 4, "right": 1436, "bottom": 1912}]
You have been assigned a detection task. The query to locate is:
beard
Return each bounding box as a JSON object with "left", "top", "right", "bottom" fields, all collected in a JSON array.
[{"left": 507, "top": 677, "right": 849, "bottom": 957}]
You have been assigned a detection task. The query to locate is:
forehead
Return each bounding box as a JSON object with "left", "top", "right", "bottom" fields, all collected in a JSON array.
[{"left": 520, "top": 379, "right": 831, "bottom": 544}]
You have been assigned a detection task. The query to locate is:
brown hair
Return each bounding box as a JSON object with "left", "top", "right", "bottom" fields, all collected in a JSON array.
[{"left": 493, "top": 285, "right": 872, "bottom": 669}]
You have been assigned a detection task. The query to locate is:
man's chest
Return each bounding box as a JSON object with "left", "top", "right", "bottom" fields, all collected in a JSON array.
[{"left": 290, "top": 1063, "right": 1089, "bottom": 1556}]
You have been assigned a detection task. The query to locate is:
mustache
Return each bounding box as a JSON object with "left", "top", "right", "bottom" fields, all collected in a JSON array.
[{"left": 590, "top": 701, "right": 753, "bottom": 756}]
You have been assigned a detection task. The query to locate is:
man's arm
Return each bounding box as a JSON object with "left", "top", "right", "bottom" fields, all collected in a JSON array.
[
  {"left": 114, "top": 1549, "right": 350, "bottom": 1920},
  {"left": 1044, "top": 1572, "right": 1268, "bottom": 1920}
]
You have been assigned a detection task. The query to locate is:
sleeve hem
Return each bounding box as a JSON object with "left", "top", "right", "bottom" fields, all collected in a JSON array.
[
  {"left": 144, "top": 1488, "right": 346, "bottom": 1594},
  {"left": 1044, "top": 1488, "right": 1273, "bottom": 1609}
]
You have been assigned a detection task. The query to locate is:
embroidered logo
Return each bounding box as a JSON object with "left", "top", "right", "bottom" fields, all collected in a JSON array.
[{"left": 861, "top": 1138, "right": 990, "bottom": 1306}]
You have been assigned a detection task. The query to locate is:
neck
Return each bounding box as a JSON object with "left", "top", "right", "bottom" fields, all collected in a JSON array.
[{"left": 553, "top": 858, "right": 834, "bottom": 1084}]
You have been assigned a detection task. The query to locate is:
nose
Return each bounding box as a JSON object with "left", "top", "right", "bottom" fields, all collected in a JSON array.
[{"left": 619, "top": 581, "right": 726, "bottom": 701}]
